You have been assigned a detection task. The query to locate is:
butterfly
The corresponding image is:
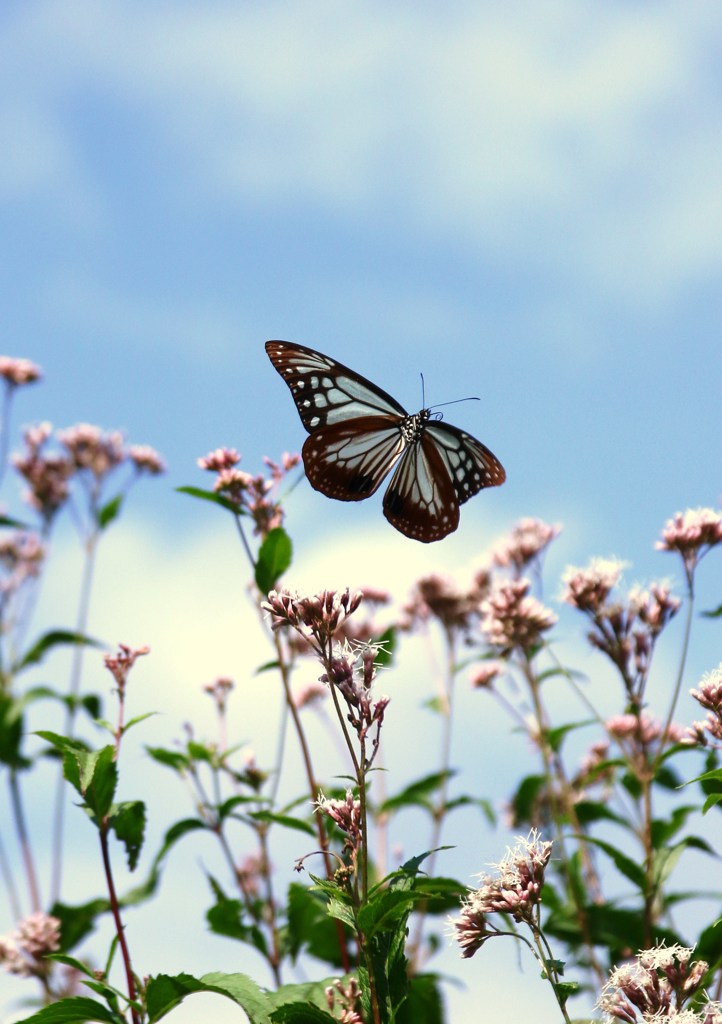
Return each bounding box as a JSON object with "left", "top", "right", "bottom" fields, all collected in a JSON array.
[{"left": 265, "top": 340, "right": 505, "bottom": 543}]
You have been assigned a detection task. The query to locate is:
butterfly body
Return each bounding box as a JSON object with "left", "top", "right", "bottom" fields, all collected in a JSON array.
[{"left": 265, "top": 340, "right": 505, "bottom": 542}]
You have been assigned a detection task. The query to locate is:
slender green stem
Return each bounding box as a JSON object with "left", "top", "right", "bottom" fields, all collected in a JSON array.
[
  {"left": 657, "top": 569, "right": 695, "bottom": 763},
  {"left": 0, "top": 830, "right": 21, "bottom": 920},
  {"left": 99, "top": 823, "right": 140, "bottom": 1024},
  {"left": 409, "top": 626, "right": 456, "bottom": 970},
  {"left": 50, "top": 532, "right": 98, "bottom": 903},
  {"left": 8, "top": 769, "right": 41, "bottom": 911}
]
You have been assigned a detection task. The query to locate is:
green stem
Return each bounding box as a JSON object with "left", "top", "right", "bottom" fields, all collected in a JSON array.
[
  {"left": 50, "top": 531, "right": 98, "bottom": 903},
  {"left": 9, "top": 768, "right": 41, "bottom": 911},
  {"left": 99, "top": 822, "right": 140, "bottom": 1024}
]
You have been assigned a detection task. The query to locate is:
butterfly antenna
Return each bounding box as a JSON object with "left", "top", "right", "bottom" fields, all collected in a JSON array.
[
  {"left": 430, "top": 396, "right": 481, "bottom": 410},
  {"left": 420, "top": 371, "right": 426, "bottom": 409}
]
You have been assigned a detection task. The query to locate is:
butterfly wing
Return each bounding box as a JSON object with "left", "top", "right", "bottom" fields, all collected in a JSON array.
[
  {"left": 424, "top": 421, "right": 506, "bottom": 503},
  {"left": 265, "top": 340, "right": 407, "bottom": 432},
  {"left": 265, "top": 339, "right": 506, "bottom": 541},
  {"left": 382, "top": 421, "right": 506, "bottom": 542},
  {"left": 382, "top": 435, "right": 461, "bottom": 542},
  {"left": 302, "top": 418, "right": 405, "bottom": 501}
]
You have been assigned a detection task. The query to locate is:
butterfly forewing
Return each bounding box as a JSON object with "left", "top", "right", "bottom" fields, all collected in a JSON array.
[
  {"left": 265, "top": 340, "right": 407, "bottom": 432},
  {"left": 302, "top": 418, "right": 405, "bottom": 501}
]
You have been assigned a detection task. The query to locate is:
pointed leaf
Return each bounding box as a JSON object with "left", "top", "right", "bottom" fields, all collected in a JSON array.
[
  {"left": 255, "top": 527, "right": 292, "bottom": 592},
  {"left": 11, "top": 996, "right": 121, "bottom": 1022},
  {"left": 97, "top": 494, "right": 123, "bottom": 529},
  {"left": 177, "top": 485, "right": 243, "bottom": 515},
  {"left": 14, "top": 630, "right": 101, "bottom": 672},
  {"left": 109, "top": 800, "right": 146, "bottom": 870}
]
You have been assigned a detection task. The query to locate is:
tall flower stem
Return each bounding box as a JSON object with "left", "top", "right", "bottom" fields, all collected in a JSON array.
[
  {"left": 50, "top": 531, "right": 98, "bottom": 903},
  {"left": 409, "top": 625, "right": 456, "bottom": 970},
  {"left": 9, "top": 768, "right": 41, "bottom": 912}
]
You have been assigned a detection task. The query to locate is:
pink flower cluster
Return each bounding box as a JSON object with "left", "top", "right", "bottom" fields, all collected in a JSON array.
[
  {"left": 104, "top": 644, "right": 150, "bottom": 696},
  {"left": 316, "top": 789, "right": 363, "bottom": 853},
  {"left": 0, "top": 357, "right": 41, "bottom": 387},
  {"left": 452, "top": 829, "right": 553, "bottom": 958},
  {"left": 597, "top": 943, "right": 712, "bottom": 1022},
  {"left": 0, "top": 912, "right": 60, "bottom": 977},
  {"left": 561, "top": 560, "right": 680, "bottom": 698},
  {"left": 198, "top": 448, "right": 299, "bottom": 535},
  {"left": 13, "top": 422, "right": 164, "bottom": 523},
  {"left": 480, "top": 578, "right": 557, "bottom": 654},
  {"left": 656, "top": 507, "right": 722, "bottom": 578},
  {"left": 689, "top": 664, "right": 722, "bottom": 746},
  {"left": 263, "top": 588, "right": 363, "bottom": 650}
]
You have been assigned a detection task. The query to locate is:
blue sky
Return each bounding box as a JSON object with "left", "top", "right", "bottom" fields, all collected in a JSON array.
[{"left": 2, "top": 3, "right": 722, "bottom": 1022}]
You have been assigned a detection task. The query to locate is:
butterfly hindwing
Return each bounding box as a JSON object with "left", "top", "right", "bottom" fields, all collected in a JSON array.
[
  {"left": 265, "top": 340, "right": 407, "bottom": 432},
  {"left": 424, "top": 421, "right": 506, "bottom": 505},
  {"left": 302, "top": 418, "right": 405, "bottom": 501},
  {"left": 382, "top": 432, "right": 461, "bottom": 542}
]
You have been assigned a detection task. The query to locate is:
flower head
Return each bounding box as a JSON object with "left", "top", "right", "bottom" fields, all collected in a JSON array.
[
  {"left": 0, "top": 912, "right": 60, "bottom": 977},
  {"left": 656, "top": 507, "right": 722, "bottom": 579},
  {"left": 104, "top": 644, "right": 150, "bottom": 696},
  {"left": 401, "top": 573, "right": 476, "bottom": 633},
  {"left": 12, "top": 423, "right": 74, "bottom": 523},
  {"left": 561, "top": 558, "right": 627, "bottom": 614},
  {"left": 470, "top": 660, "right": 506, "bottom": 689},
  {"left": 128, "top": 444, "right": 166, "bottom": 475},
  {"left": 597, "top": 943, "right": 708, "bottom": 1022},
  {"left": 451, "top": 830, "right": 552, "bottom": 959},
  {"left": 480, "top": 578, "right": 556, "bottom": 654},
  {"left": 492, "top": 518, "right": 561, "bottom": 572},
  {"left": 199, "top": 448, "right": 299, "bottom": 535},
  {"left": 0, "top": 357, "right": 41, "bottom": 387},
  {"left": 316, "top": 789, "right": 363, "bottom": 850},
  {"left": 203, "top": 676, "right": 234, "bottom": 713},
  {"left": 263, "top": 587, "right": 363, "bottom": 649},
  {"left": 57, "top": 424, "right": 125, "bottom": 478}
]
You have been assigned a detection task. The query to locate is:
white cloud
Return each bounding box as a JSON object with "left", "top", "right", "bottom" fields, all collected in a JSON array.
[{"left": 3, "top": 2, "right": 722, "bottom": 305}]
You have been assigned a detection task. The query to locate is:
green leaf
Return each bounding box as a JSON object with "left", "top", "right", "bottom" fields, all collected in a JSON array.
[
  {"left": 546, "top": 719, "right": 593, "bottom": 753},
  {"left": 255, "top": 527, "right": 292, "bottom": 593},
  {"left": 701, "top": 601, "right": 722, "bottom": 619},
  {"left": 97, "top": 493, "right": 123, "bottom": 529},
  {"left": 199, "top": 972, "right": 273, "bottom": 1024},
  {"left": 76, "top": 746, "right": 118, "bottom": 818},
  {"left": 50, "top": 898, "right": 111, "bottom": 950},
  {"left": 374, "top": 626, "right": 395, "bottom": 667},
  {"left": 0, "top": 513, "right": 31, "bottom": 528},
  {"left": 0, "top": 691, "right": 27, "bottom": 768},
  {"left": 573, "top": 800, "right": 629, "bottom": 828},
  {"left": 395, "top": 974, "right": 444, "bottom": 1024},
  {"left": 287, "top": 883, "right": 351, "bottom": 967},
  {"left": 146, "top": 746, "right": 191, "bottom": 772},
  {"left": 13, "top": 629, "right": 101, "bottom": 672},
  {"left": 509, "top": 773, "right": 547, "bottom": 825},
  {"left": 205, "top": 878, "right": 269, "bottom": 958},
  {"left": 108, "top": 800, "right": 146, "bottom": 870},
  {"left": 36, "top": 734, "right": 117, "bottom": 817},
  {"left": 270, "top": 1005, "right": 336, "bottom": 1023},
  {"left": 379, "top": 771, "right": 455, "bottom": 813},
  {"left": 247, "top": 810, "right": 315, "bottom": 837},
  {"left": 13, "top": 685, "right": 102, "bottom": 721},
  {"left": 582, "top": 836, "right": 646, "bottom": 890},
  {"left": 11, "top": 996, "right": 122, "bottom": 1023},
  {"left": 177, "top": 485, "right": 243, "bottom": 515},
  {"left": 650, "top": 805, "right": 699, "bottom": 848},
  {"left": 151, "top": 817, "right": 209, "bottom": 871}
]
